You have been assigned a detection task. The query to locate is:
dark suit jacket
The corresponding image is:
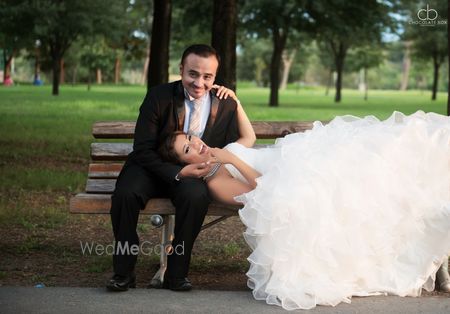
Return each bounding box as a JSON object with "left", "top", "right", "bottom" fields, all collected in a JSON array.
[{"left": 127, "top": 80, "right": 239, "bottom": 183}]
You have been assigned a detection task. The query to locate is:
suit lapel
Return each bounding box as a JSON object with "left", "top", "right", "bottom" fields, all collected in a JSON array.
[
  {"left": 174, "top": 82, "right": 185, "bottom": 131},
  {"left": 201, "top": 92, "right": 220, "bottom": 142}
]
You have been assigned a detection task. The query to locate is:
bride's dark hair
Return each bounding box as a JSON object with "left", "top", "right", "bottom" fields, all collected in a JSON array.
[{"left": 158, "top": 131, "right": 186, "bottom": 165}]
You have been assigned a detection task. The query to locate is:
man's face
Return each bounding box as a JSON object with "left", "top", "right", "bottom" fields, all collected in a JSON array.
[{"left": 180, "top": 54, "right": 218, "bottom": 99}]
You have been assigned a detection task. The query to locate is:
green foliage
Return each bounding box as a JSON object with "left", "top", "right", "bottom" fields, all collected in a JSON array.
[
  {"left": 223, "top": 242, "right": 241, "bottom": 257},
  {"left": 170, "top": 0, "right": 213, "bottom": 62},
  {"left": 32, "top": 0, "right": 123, "bottom": 52},
  {"left": 112, "top": 0, "right": 151, "bottom": 61},
  {"left": 311, "top": 0, "right": 395, "bottom": 46},
  {"left": 286, "top": 35, "right": 315, "bottom": 82},
  {"left": 240, "top": 0, "right": 310, "bottom": 37},
  {"left": 346, "top": 45, "right": 385, "bottom": 73},
  {"left": 80, "top": 37, "right": 116, "bottom": 74},
  {"left": 237, "top": 38, "right": 272, "bottom": 85},
  {"left": 17, "top": 235, "right": 42, "bottom": 253},
  {"left": 402, "top": 0, "right": 448, "bottom": 99},
  {"left": 137, "top": 223, "right": 150, "bottom": 233},
  {"left": 0, "top": 0, "right": 36, "bottom": 52},
  {"left": 84, "top": 254, "right": 111, "bottom": 273}
]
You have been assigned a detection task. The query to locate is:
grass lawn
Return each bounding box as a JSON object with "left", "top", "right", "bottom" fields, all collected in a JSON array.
[{"left": 0, "top": 83, "right": 448, "bottom": 289}]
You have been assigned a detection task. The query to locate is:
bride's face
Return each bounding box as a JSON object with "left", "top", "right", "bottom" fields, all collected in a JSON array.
[{"left": 173, "top": 133, "right": 211, "bottom": 164}]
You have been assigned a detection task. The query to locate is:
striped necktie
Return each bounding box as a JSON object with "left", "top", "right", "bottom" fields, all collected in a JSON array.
[{"left": 188, "top": 98, "right": 202, "bottom": 137}]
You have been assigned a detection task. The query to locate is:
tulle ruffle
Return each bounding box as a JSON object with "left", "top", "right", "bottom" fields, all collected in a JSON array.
[{"left": 228, "top": 111, "right": 450, "bottom": 310}]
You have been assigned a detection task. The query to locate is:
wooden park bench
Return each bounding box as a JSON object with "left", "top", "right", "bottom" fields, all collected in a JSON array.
[{"left": 69, "top": 120, "right": 319, "bottom": 287}]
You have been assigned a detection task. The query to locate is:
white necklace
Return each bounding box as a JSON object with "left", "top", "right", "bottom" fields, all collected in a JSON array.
[{"left": 203, "top": 163, "right": 222, "bottom": 180}]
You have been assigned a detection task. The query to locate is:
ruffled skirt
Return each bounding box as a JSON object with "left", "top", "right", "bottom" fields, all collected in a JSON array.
[{"left": 236, "top": 111, "right": 450, "bottom": 310}]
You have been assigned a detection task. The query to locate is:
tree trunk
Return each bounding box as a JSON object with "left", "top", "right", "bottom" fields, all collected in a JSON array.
[
  {"left": 114, "top": 57, "right": 121, "bottom": 84},
  {"left": 96, "top": 68, "right": 102, "bottom": 84},
  {"left": 72, "top": 64, "right": 78, "bottom": 86},
  {"left": 400, "top": 41, "right": 411, "bottom": 91},
  {"left": 147, "top": 0, "right": 171, "bottom": 89},
  {"left": 280, "top": 49, "right": 296, "bottom": 90},
  {"left": 3, "top": 50, "right": 15, "bottom": 85},
  {"left": 87, "top": 69, "right": 92, "bottom": 91},
  {"left": 269, "top": 26, "right": 288, "bottom": 107},
  {"left": 142, "top": 47, "right": 150, "bottom": 85},
  {"left": 2, "top": 50, "right": 5, "bottom": 82},
  {"left": 49, "top": 36, "right": 70, "bottom": 95},
  {"left": 4, "top": 57, "right": 13, "bottom": 83},
  {"left": 211, "top": 0, "right": 237, "bottom": 91},
  {"left": 34, "top": 58, "right": 41, "bottom": 82},
  {"left": 60, "top": 58, "right": 65, "bottom": 84},
  {"left": 364, "top": 66, "right": 368, "bottom": 101},
  {"left": 269, "top": 43, "right": 283, "bottom": 107},
  {"left": 333, "top": 43, "right": 346, "bottom": 103},
  {"left": 33, "top": 46, "right": 41, "bottom": 85},
  {"left": 325, "top": 69, "right": 332, "bottom": 96},
  {"left": 431, "top": 52, "right": 439, "bottom": 101},
  {"left": 52, "top": 55, "right": 61, "bottom": 95}
]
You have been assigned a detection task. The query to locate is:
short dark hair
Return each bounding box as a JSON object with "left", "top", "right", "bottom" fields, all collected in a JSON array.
[
  {"left": 158, "top": 131, "right": 186, "bottom": 165},
  {"left": 180, "top": 44, "right": 221, "bottom": 67}
]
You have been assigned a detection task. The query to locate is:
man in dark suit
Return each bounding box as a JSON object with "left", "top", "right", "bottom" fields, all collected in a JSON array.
[{"left": 107, "top": 44, "right": 240, "bottom": 292}]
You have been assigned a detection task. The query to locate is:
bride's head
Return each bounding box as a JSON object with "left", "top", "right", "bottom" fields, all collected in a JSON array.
[{"left": 159, "top": 131, "right": 212, "bottom": 164}]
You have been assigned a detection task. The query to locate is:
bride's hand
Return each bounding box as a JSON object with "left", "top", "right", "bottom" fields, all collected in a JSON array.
[
  {"left": 212, "top": 84, "right": 238, "bottom": 101},
  {"left": 209, "top": 147, "right": 236, "bottom": 164}
]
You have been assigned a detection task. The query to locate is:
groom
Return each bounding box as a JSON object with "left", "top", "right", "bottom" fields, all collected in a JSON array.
[{"left": 107, "top": 44, "right": 240, "bottom": 292}]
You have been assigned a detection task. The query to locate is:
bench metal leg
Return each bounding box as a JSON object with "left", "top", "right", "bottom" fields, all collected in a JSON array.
[
  {"left": 201, "top": 215, "right": 230, "bottom": 231},
  {"left": 149, "top": 215, "right": 174, "bottom": 288}
]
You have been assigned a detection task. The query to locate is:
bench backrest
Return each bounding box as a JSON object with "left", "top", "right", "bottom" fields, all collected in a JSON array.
[{"left": 86, "top": 121, "right": 321, "bottom": 194}]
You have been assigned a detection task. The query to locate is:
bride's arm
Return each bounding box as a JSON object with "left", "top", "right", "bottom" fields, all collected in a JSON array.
[
  {"left": 213, "top": 85, "right": 256, "bottom": 148},
  {"left": 235, "top": 100, "right": 256, "bottom": 148},
  {"left": 206, "top": 167, "right": 253, "bottom": 205},
  {"left": 210, "top": 148, "right": 261, "bottom": 189}
]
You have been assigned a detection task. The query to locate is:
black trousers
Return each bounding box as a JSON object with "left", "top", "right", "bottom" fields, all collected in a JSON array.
[{"left": 110, "top": 161, "right": 211, "bottom": 278}]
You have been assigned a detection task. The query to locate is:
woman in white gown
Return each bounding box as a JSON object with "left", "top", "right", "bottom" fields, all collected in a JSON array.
[{"left": 159, "top": 108, "right": 450, "bottom": 310}]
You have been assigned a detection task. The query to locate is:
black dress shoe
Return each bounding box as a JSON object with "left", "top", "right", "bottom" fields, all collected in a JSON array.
[
  {"left": 106, "top": 273, "right": 136, "bottom": 292},
  {"left": 161, "top": 277, "right": 192, "bottom": 291}
]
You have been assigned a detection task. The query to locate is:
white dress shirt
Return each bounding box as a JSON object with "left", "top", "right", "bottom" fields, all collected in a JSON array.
[{"left": 183, "top": 90, "right": 211, "bottom": 138}]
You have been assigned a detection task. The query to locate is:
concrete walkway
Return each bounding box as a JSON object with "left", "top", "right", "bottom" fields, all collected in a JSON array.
[{"left": 0, "top": 286, "right": 449, "bottom": 313}]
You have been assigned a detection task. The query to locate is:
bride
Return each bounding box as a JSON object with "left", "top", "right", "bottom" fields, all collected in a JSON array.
[{"left": 158, "top": 103, "right": 450, "bottom": 310}]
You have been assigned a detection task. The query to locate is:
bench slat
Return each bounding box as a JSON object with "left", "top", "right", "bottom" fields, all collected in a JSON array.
[
  {"left": 92, "top": 121, "right": 135, "bottom": 139},
  {"left": 251, "top": 121, "right": 319, "bottom": 138},
  {"left": 86, "top": 179, "right": 116, "bottom": 193},
  {"left": 70, "top": 193, "right": 240, "bottom": 215},
  {"left": 89, "top": 163, "right": 123, "bottom": 178},
  {"left": 93, "top": 121, "right": 321, "bottom": 139},
  {"left": 91, "top": 143, "right": 132, "bottom": 161}
]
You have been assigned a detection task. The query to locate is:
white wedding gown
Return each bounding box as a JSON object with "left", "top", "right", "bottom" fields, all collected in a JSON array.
[{"left": 223, "top": 111, "right": 450, "bottom": 310}]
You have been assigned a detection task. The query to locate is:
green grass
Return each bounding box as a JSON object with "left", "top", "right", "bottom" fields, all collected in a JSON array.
[
  {"left": 0, "top": 83, "right": 447, "bottom": 199},
  {"left": 240, "top": 87, "right": 447, "bottom": 120},
  {"left": 83, "top": 254, "right": 113, "bottom": 273}
]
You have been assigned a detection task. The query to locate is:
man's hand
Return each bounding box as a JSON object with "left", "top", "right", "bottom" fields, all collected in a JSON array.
[
  {"left": 212, "top": 84, "right": 238, "bottom": 101},
  {"left": 178, "top": 162, "right": 215, "bottom": 179}
]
